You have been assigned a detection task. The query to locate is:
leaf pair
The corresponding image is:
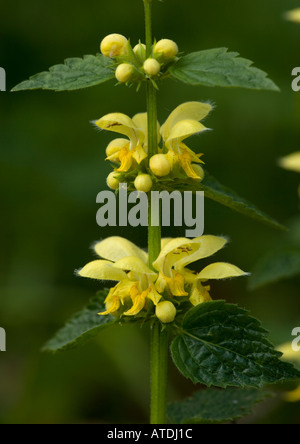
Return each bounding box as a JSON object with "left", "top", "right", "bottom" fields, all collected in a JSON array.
[
  {"left": 12, "top": 48, "right": 278, "bottom": 92},
  {"left": 44, "top": 292, "right": 300, "bottom": 388}
]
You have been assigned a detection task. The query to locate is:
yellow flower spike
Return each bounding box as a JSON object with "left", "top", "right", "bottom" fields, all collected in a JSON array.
[
  {"left": 134, "top": 174, "right": 153, "bottom": 192},
  {"left": 150, "top": 154, "right": 171, "bottom": 176},
  {"left": 144, "top": 58, "right": 161, "bottom": 77},
  {"left": 106, "top": 171, "right": 120, "bottom": 190},
  {"left": 154, "top": 39, "right": 179, "bottom": 61},
  {"left": 279, "top": 152, "right": 300, "bottom": 173},
  {"left": 285, "top": 8, "right": 300, "bottom": 23},
  {"left": 94, "top": 237, "right": 148, "bottom": 263},
  {"left": 77, "top": 260, "right": 128, "bottom": 281},
  {"left": 156, "top": 301, "right": 177, "bottom": 324},
  {"left": 100, "top": 34, "right": 128, "bottom": 58},
  {"left": 196, "top": 262, "right": 248, "bottom": 281},
  {"left": 115, "top": 63, "right": 134, "bottom": 83}
]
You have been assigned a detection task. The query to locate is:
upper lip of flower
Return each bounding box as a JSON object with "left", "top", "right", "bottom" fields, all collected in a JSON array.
[{"left": 153, "top": 235, "right": 248, "bottom": 298}]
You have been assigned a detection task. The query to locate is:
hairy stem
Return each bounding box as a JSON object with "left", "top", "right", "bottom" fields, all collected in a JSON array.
[{"left": 144, "top": 0, "right": 168, "bottom": 425}]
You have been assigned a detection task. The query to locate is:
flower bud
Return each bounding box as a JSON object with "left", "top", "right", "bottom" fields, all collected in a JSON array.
[
  {"left": 156, "top": 301, "right": 177, "bottom": 324},
  {"left": 115, "top": 63, "right": 134, "bottom": 83},
  {"left": 191, "top": 164, "right": 205, "bottom": 181},
  {"left": 106, "top": 138, "right": 128, "bottom": 158},
  {"left": 134, "top": 174, "right": 153, "bottom": 192},
  {"left": 149, "top": 154, "right": 171, "bottom": 177},
  {"left": 100, "top": 34, "right": 128, "bottom": 58},
  {"left": 154, "top": 39, "right": 179, "bottom": 61},
  {"left": 107, "top": 172, "right": 120, "bottom": 190},
  {"left": 143, "top": 58, "right": 161, "bottom": 77},
  {"left": 133, "top": 43, "right": 146, "bottom": 63}
]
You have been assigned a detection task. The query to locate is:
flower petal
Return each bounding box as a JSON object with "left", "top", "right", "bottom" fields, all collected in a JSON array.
[
  {"left": 132, "top": 144, "right": 148, "bottom": 164},
  {"left": 153, "top": 237, "right": 193, "bottom": 272},
  {"left": 77, "top": 260, "right": 127, "bottom": 281},
  {"left": 114, "top": 256, "right": 156, "bottom": 276},
  {"left": 279, "top": 152, "right": 300, "bottom": 173},
  {"left": 167, "top": 120, "right": 208, "bottom": 143},
  {"left": 132, "top": 113, "right": 161, "bottom": 146},
  {"left": 94, "top": 237, "right": 148, "bottom": 263},
  {"left": 197, "top": 262, "right": 248, "bottom": 280},
  {"left": 95, "top": 113, "right": 140, "bottom": 146},
  {"left": 174, "top": 235, "right": 228, "bottom": 269},
  {"left": 161, "top": 102, "right": 212, "bottom": 142}
]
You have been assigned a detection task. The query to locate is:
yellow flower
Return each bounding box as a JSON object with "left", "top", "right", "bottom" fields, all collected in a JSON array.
[
  {"left": 285, "top": 8, "right": 300, "bottom": 23},
  {"left": 95, "top": 112, "right": 160, "bottom": 172},
  {"left": 160, "top": 102, "right": 213, "bottom": 179},
  {"left": 153, "top": 236, "right": 247, "bottom": 305},
  {"left": 278, "top": 342, "right": 300, "bottom": 402},
  {"left": 100, "top": 34, "right": 128, "bottom": 58},
  {"left": 154, "top": 39, "right": 179, "bottom": 61},
  {"left": 77, "top": 237, "right": 161, "bottom": 316},
  {"left": 279, "top": 152, "right": 300, "bottom": 199},
  {"left": 279, "top": 152, "right": 300, "bottom": 173}
]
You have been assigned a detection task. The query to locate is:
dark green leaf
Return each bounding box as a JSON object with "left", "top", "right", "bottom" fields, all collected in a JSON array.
[
  {"left": 249, "top": 247, "right": 300, "bottom": 290},
  {"left": 199, "top": 175, "right": 285, "bottom": 230},
  {"left": 170, "top": 48, "right": 279, "bottom": 91},
  {"left": 12, "top": 54, "right": 114, "bottom": 92},
  {"left": 168, "top": 388, "right": 270, "bottom": 424},
  {"left": 171, "top": 301, "right": 300, "bottom": 388},
  {"left": 43, "top": 290, "right": 114, "bottom": 353},
  {"left": 157, "top": 174, "right": 285, "bottom": 231}
]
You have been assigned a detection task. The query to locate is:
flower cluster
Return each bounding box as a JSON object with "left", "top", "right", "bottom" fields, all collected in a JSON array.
[
  {"left": 95, "top": 101, "right": 212, "bottom": 191},
  {"left": 100, "top": 33, "right": 179, "bottom": 84},
  {"left": 279, "top": 152, "right": 300, "bottom": 199},
  {"left": 77, "top": 236, "right": 247, "bottom": 323}
]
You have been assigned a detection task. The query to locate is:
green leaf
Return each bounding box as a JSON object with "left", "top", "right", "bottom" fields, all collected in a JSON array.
[
  {"left": 43, "top": 290, "right": 115, "bottom": 353},
  {"left": 157, "top": 174, "right": 285, "bottom": 231},
  {"left": 249, "top": 247, "right": 300, "bottom": 290},
  {"left": 171, "top": 301, "right": 300, "bottom": 388},
  {"left": 12, "top": 54, "right": 114, "bottom": 92},
  {"left": 168, "top": 388, "right": 270, "bottom": 424},
  {"left": 200, "top": 175, "right": 285, "bottom": 230},
  {"left": 170, "top": 48, "right": 279, "bottom": 91}
]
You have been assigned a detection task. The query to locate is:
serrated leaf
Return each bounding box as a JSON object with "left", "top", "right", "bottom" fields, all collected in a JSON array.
[
  {"left": 168, "top": 388, "right": 270, "bottom": 424},
  {"left": 171, "top": 301, "right": 300, "bottom": 388},
  {"left": 12, "top": 54, "right": 114, "bottom": 92},
  {"left": 157, "top": 174, "right": 285, "bottom": 231},
  {"left": 170, "top": 48, "right": 279, "bottom": 91},
  {"left": 43, "top": 290, "right": 114, "bottom": 353},
  {"left": 249, "top": 247, "right": 300, "bottom": 290}
]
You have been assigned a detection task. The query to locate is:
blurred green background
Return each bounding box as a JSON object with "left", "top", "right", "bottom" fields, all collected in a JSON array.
[{"left": 1, "top": 0, "right": 300, "bottom": 424}]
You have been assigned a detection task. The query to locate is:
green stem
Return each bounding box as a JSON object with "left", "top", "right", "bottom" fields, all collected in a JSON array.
[
  {"left": 144, "top": 0, "right": 168, "bottom": 425},
  {"left": 150, "top": 323, "right": 168, "bottom": 424}
]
